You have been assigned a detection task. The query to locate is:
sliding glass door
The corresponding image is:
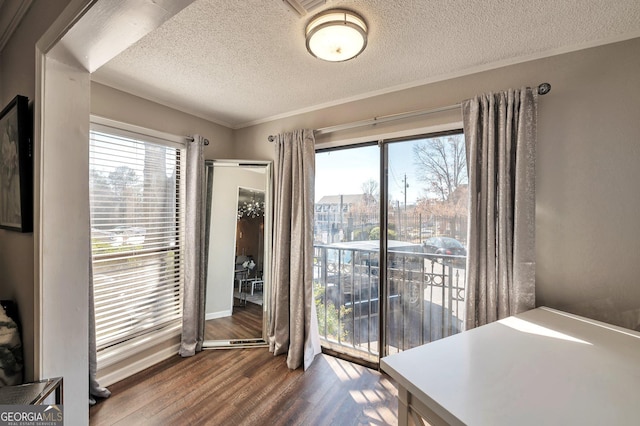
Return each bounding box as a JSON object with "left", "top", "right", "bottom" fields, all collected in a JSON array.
[{"left": 313, "top": 131, "right": 467, "bottom": 364}]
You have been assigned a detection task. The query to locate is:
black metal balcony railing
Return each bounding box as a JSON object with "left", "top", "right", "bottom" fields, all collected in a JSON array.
[{"left": 313, "top": 244, "right": 466, "bottom": 362}]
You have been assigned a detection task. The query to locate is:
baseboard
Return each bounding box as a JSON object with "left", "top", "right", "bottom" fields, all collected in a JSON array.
[
  {"left": 97, "top": 325, "right": 181, "bottom": 369},
  {"left": 206, "top": 310, "right": 232, "bottom": 321},
  {"left": 97, "top": 343, "right": 181, "bottom": 387}
]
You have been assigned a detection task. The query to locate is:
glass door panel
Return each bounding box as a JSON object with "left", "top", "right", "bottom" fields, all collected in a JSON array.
[
  {"left": 384, "top": 133, "right": 467, "bottom": 355},
  {"left": 313, "top": 144, "right": 380, "bottom": 363}
]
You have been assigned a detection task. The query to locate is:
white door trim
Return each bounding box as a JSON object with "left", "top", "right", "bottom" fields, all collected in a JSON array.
[{"left": 34, "top": 1, "right": 195, "bottom": 423}]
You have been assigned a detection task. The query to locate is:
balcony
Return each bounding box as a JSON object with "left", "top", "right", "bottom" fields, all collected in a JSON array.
[{"left": 313, "top": 243, "right": 466, "bottom": 362}]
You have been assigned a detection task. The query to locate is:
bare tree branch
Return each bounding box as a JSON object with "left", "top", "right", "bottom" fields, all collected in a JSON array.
[
  {"left": 413, "top": 136, "right": 467, "bottom": 201},
  {"left": 360, "top": 178, "right": 379, "bottom": 205}
]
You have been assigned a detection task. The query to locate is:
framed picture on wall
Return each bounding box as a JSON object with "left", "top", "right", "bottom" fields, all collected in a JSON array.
[{"left": 0, "top": 95, "right": 32, "bottom": 232}]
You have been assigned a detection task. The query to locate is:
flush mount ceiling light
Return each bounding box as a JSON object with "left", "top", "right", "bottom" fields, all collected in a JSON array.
[{"left": 305, "top": 9, "right": 368, "bottom": 62}]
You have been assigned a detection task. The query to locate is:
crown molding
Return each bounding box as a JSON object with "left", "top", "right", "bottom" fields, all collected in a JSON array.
[{"left": 0, "top": 0, "right": 33, "bottom": 52}]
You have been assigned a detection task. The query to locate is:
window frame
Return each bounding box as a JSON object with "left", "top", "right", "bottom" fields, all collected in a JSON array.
[{"left": 89, "top": 116, "right": 189, "bottom": 368}]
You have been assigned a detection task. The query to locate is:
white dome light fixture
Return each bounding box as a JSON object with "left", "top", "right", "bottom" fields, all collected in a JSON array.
[{"left": 305, "top": 9, "right": 368, "bottom": 62}]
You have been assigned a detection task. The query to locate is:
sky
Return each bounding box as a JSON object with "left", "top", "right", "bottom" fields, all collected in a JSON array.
[{"left": 315, "top": 139, "right": 432, "bottom": 204}]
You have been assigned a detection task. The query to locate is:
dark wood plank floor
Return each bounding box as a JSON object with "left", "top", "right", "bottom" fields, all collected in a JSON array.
[
  {"left": 205, "top": 300, "right": 263, "bottom": 340},
  {"left": 90, "top": 348, "right": 398, "bottom": 425}
]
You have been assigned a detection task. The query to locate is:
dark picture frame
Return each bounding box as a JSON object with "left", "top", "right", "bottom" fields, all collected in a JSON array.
[{"left": 0, "top": 95, "right": 32, "bottom": 232}]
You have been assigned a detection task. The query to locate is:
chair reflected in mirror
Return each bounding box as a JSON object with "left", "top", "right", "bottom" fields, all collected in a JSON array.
[{"left": 233, "top": 255, "right": 262, "bottom": 306}]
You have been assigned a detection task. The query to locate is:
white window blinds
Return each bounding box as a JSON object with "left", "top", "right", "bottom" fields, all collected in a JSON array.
[{"left": 89, "top": 123, "right": 185, "bottom": 351}]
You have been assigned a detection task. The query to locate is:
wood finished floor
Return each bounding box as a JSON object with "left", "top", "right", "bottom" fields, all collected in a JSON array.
[
  {"left": 205, "top": 300, "right": 263, "bottom": 340},
  {"left": 90, "top": 348, "right": 398, "bottom": 425}
]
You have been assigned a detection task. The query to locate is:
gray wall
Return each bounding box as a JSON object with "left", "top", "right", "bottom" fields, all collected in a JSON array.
[
  {"left": 0, "top": 0, "right": 73, "bottom": 382},
  {"left": 91, "top": 82, "right": 234, "bottom": 159},
  {"left": 535, "top": 39, "right": 640, "bottom": 329},
  {"left": 235, "top": 37, "right": 640, "bottom": 331}
]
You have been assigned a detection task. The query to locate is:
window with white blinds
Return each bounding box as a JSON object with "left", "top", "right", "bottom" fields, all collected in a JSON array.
[{"left": 89, "top": 122, "right": 185, "bottom": 352}]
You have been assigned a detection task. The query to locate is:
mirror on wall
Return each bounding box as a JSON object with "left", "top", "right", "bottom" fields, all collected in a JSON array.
[{"left": 202, "top": 160, "right": 272, "bottom": 348}]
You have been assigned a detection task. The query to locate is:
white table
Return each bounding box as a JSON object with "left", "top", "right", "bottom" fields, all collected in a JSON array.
[{"left": 380, "top": 307, "right": 640, "bottom": 426}]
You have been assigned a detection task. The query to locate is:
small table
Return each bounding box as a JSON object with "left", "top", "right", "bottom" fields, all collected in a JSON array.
[
  {"left": 381, "top": 307, "right": 640, "bottom": 425},
  {"left": 0, "top": 377, "right": 63, "bottom": 405}
]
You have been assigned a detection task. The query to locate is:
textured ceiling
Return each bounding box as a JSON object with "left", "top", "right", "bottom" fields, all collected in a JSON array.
[{"left": 92, "top": 0, "right": 640, "bottom": 129}]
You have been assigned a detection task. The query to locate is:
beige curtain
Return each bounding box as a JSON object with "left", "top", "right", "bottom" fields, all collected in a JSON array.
[
  {"left": 462, "top": 88, "right": 537, "bottom": 329},
  {"left": 179, "top": 135, "right": 206, "bottom": 356},
  {"left": 89, "top": 258, "right": 110, "bottom": 405},
  {"left": 269, "top": 129, "right": 321, "bottom": 370}
]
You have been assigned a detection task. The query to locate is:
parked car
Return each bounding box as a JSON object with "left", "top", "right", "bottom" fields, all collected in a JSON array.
[
  {"left": 322, "top": 240, "right": 424, "bottom": 274},
  {"left": 422, "top": 237, "right": 466, "bottom": 266},
  {"left": 91, "top": 228, "right": 119, "bottom": 247},
  {"left": 111, "top": 226, "right": 146, "bottom": 246}
]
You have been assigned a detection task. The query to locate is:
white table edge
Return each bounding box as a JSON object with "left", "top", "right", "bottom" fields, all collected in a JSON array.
[{"left": 380, "top": 306, "right": 640, "bottom": 426}]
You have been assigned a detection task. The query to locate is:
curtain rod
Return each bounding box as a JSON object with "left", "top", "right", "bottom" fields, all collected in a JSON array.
[
  {"left": 267, "top": 82, "right": 551, "bottom": 142},
  {"left": 187, "top": 136, "right": 210, "bottom": 145}
]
